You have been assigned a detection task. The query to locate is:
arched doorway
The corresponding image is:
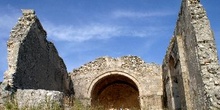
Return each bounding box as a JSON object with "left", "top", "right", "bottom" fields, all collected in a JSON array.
[{"left": 91, "top": 74, "right": 140, "bottom": 109}]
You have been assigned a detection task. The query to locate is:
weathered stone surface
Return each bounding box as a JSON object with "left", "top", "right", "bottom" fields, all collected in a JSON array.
[
  {"left": 0, "top": 0, "right": 219, "bottom": 110},
  {"left": 0, "top": 84, "right": 12, "bottom": 105},
  {"left": 71, "top": 56, "right": 163, "bottom": 110},
  {"left": 16, "top": 89, "right": 64, "bottom": 109},
  {"left": 163, "top": 0, "right": 220, "bottom": 109},
  {"left": 0, "top": 9, "right": 72, "bottom": 106}
]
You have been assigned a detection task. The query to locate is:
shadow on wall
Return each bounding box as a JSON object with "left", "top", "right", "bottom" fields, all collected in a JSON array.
[
  {"left": 91, "top": 74, "right": 140, "bottom": 109},
  {"left": 1, "top": 9, "right": 74, "bottom": 96}
]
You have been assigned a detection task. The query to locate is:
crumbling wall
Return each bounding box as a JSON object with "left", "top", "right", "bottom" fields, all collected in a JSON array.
[
  {"left": 16, "top": 89, "right": 64, "bottom": 109},
  {"left": 0, "top": 1, "right": 219, "bottom": 109},
  {"left": 0, "top": 9, "right": 72, "bottom": 107},
  {"left": 163, "top": 37, "right": 193, "bottom": 109},
  {"left": 70, "top": 56, "right": 163, "bottom": 110},
  {"left": 163, "top": 0, "right": 220, "bottom": 109}
]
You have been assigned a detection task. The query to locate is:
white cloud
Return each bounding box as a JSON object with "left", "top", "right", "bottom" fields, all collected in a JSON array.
[
  {"left": 42, "top": 10, "right": 173, "bottom": 42},
  {"left": 44, "top": 22, "right": 120, "bottom": 42},
  {"left": 0, "top": 6, "right": 20, "bottom": 37},
  {"left": 43, "top": 21, "right": 168, "bottom": 42},
  {"left": 0, "top": 14, "right": 18, "bottom": 29},
  {"left": 112, "top": 10, "right": 174, "bottom": 18}
]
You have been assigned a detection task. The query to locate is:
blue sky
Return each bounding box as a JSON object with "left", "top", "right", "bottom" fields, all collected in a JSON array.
[{"left": 0, "top": 0, "right": 219, "bottom": 81}]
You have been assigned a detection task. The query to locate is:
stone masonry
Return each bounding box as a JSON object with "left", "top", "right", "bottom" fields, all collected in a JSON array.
[
  {"left": 163, "top": 0, "right": 220, "bottom": 109},
  {"left": 71, "top": 56, "right": 162, "bottom": 109},
  {"left": 0, "top": 0, "right": 219, "bottom": 110},
  {"left": 0, "top": 10, "right": 72, "bottom": 108}
]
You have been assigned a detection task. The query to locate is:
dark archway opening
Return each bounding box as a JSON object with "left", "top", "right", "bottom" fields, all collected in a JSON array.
[{"left": 91, "top": 74, "right": 140, "bottom": 109}]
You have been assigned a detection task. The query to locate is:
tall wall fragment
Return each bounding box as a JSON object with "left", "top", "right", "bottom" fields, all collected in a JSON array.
[
  {"left": 163, "top": 0, "right": 220, "bottom": 109},
  {"left": 0, "top": 0, "right": 219, "bottom": 109},
  {"left": 0, "top": 9, "right": 72, "bottom": 106}
]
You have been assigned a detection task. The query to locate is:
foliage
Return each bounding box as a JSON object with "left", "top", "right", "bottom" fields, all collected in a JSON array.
[
  {"left": 2, "top": 97, "right": 62, "bottom": 110},
  {"left": 2, "top": 97, "right": 141, "bottom": 110}
]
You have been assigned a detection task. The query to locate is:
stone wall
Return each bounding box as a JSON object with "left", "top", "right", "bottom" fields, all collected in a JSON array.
[
  {"left": 0, "top": 9, "right": 72, "bottom": 107},
  {"left": 70, "top": 56, "right": 163, "bottom": 110},
  {"left": 0, "top": 0, "right": 219, "bottom": 109},
  {"left": 16, "top": 89, "right": 64, "bottom": 109},
  {"left": 163, "top": 0, "right": 220, "bottom": 109},
  {"left": 163, "top": 37, "right": 193, "bottom": 109}
]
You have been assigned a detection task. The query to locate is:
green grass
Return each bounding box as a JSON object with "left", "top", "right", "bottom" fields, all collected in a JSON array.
[
  {"left": 2, "top": 97, "right": 62, "bottom": 110},
  {"left": 2, "top": 99, "right": 102, "bottom": 110},
  {"left": 2, "top": 97, "right": 141, "bottom": 110}
]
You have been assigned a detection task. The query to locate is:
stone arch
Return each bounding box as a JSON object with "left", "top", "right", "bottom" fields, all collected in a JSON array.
[
  {"left": 88, "top": 71, "right": 141, "bottom": 109},
  {"left": 71, "top": 56, "right": 162, "bottom": 109}
]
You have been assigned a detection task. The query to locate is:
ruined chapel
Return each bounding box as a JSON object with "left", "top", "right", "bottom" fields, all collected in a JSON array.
[{"left": 0, "top": 0, "right": 220, "bottom": 110}]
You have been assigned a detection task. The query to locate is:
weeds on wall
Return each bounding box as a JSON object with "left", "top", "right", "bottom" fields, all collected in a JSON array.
[
  {"left": 2, "top": 95, "right": 62, "bottom": 110},
  {"left": 2, "top": 95, "right": 139, "bottom": 110}
]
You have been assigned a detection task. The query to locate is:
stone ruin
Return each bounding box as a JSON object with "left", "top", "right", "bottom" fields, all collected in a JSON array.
[
  {"left": 0, "top": 0, "right": 219, "bottom": 110},
  {"left": 0, "top": 9, "right": 72, "bottom": 109},
  {"left": 71, "top": 56, "right": 162, "bottom": 109}
]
